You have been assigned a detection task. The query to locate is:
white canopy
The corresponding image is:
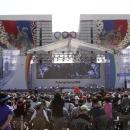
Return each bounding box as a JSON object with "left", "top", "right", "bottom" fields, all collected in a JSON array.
[{"left": 27, "top": 38, "right": 113, "bottom": 54}]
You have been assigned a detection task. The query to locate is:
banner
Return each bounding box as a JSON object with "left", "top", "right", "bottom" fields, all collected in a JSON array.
[{"left": 117, "top": 73, "right": 130, "bottom": 77}]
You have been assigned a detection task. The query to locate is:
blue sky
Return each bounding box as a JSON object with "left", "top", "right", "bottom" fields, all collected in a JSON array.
[{"left": 0, "top": 0, "right": 130, "bottom": 31}]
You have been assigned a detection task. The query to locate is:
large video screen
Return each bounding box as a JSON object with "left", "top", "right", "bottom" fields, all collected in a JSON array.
[{"left": 36, "top": 63, "right": 100, "bottom": 79}]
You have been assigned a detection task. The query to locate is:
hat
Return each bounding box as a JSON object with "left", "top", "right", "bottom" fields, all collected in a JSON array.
[
  {"left": 80, "top": 105, "right": 90, "bottom": 111},
  {"left": 64, "top": 97, "right": 69, "bottom": 101},
  {"left": 75, "top": 96, "right": 79, "bottom": 99},
  {"left": 35, "top": 102, "right": 46, "bottom": 108},
  {"left": 0, "top": 95, "right": 11, "bottom": 102},
  {"left": 78, "top": 99, "right": 84, "bottom": 105}
]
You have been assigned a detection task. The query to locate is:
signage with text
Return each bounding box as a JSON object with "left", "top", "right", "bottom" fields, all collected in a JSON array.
[
  {"left": 117, "top": 73, "right": 130, "bottom": 77},
  {"left": 55, "top": 81, "right": 80, "bottom": 84}
]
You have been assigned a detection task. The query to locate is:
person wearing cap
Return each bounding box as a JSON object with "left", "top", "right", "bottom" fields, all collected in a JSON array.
[
  {"left": 71, "top": 99, "right": 84, "bottom": 118},
  {"left": 0, "top": 93, "right": 13, "bottom": 130},
  {"left": 31, "top": 102, "right": 49, "bottom": 122},
  {"left": 75, "top": 105, "right": 91, "bottom": 130},
  {"left": 30, "top": 102, "right": 49, "bottom": 130}
]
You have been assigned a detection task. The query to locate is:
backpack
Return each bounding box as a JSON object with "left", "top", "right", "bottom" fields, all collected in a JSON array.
[{"left": 29, "top": 112, "right": 46, "bottom": 130}]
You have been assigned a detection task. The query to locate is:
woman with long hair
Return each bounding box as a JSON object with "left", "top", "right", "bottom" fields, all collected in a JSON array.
[
  {"left": 0, "top": 93, "right": 13, "bottom": 130},
  {"left": 50, "top": 92, "right": 64, "bottom": 130}
]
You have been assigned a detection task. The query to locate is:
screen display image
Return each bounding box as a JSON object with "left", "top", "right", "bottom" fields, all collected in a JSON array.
[
  {"left": 0, "top": 58, "right": 3, "bottom": 78},
  {"left": 36, "top": 63, "right": 100, "bottom": 79}
]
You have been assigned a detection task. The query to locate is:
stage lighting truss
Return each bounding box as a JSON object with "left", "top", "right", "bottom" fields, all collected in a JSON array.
[{"left": 31, "top": 51, "right": 110, "bottom": 64}]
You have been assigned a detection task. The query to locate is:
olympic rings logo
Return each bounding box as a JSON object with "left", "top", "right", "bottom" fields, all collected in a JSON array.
[{"left": 54, "top": 31, "right": 77, "bottom": 40}]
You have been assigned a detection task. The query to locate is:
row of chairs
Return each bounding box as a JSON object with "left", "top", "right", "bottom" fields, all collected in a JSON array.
[{"left": 11, "top": 115, "right": 130, "bottom": 130}]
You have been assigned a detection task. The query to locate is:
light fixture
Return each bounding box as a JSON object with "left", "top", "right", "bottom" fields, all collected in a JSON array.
[{"left": 90, "top": 86, "right": 93, "bottom": 89}]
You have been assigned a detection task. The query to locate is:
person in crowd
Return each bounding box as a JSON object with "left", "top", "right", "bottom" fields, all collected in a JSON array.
[
  {"left": 14, "top": 98, "right": 26, "bottom": 117},
  {"left": 75, "top": 105, "right": 91, "bottom": 130},
  {"left": 112, "top": 94, "right": 120, "bottom": 110},
  {"left": 96, "top": 94, "right": 102, "bottom": 106},
  {"left": 74, "top": 95, "right": 80, "bottom": 107},
  {"left": 85, "top": 96, "right": 92, "bottom": 109},
  {"left": 63, "top": 107, "right": 69, "bottom": 118},
  {"left": 90, "top": 97, "right": 105, "bottom": 130},
  {"left": 90, "top": 97, "right": 105, "bottom": 119},
  {"left": 31, "top": 97, "right": 38, "bottom": 108},
  {"left": 30, "top": 102, "right": 49, "bottom": 130},
  {"left": 121, "top": 93, "right": 130, "bottom": 106},
  {"left": 103, "top": 96, "right": 114, "bottom": 130},
  {"left": 34, "top": 87, "right": 38, "bottom": 95},
  {"left": 99, "top": 86, "right": 106, "bottom": 99},
  {"left": 49, "top": 92, "right": 64, "bottom": 130},
  {"left": 25, "top": 101, "right": 35, "bottom": 121},
  {"left": 121, "top": 94, "right": 130, "bottom": 114},
  {"left": 82, "top": 93, "right": 87, "bottom": 103},
  {"left": 71, "top": 99, "right": 84, "bottom": 118},
  {"left": 40, "top": 99, "right": 52, "bottom": 120},
  {"left": 0, "top": 93, "right": 13, "bottom": 130},
  {"left": 64, "top": 97, "right": 74, "bottom": 116}
]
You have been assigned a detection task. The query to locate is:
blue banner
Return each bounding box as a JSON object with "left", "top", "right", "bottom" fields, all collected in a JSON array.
[{"left": 117, "top": 73, "right": 130, "bottom": 77}]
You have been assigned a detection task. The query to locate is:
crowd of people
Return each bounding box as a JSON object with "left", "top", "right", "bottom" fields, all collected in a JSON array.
[{"left": 0, "top": 86, "right": 130, "bottom": 130}]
